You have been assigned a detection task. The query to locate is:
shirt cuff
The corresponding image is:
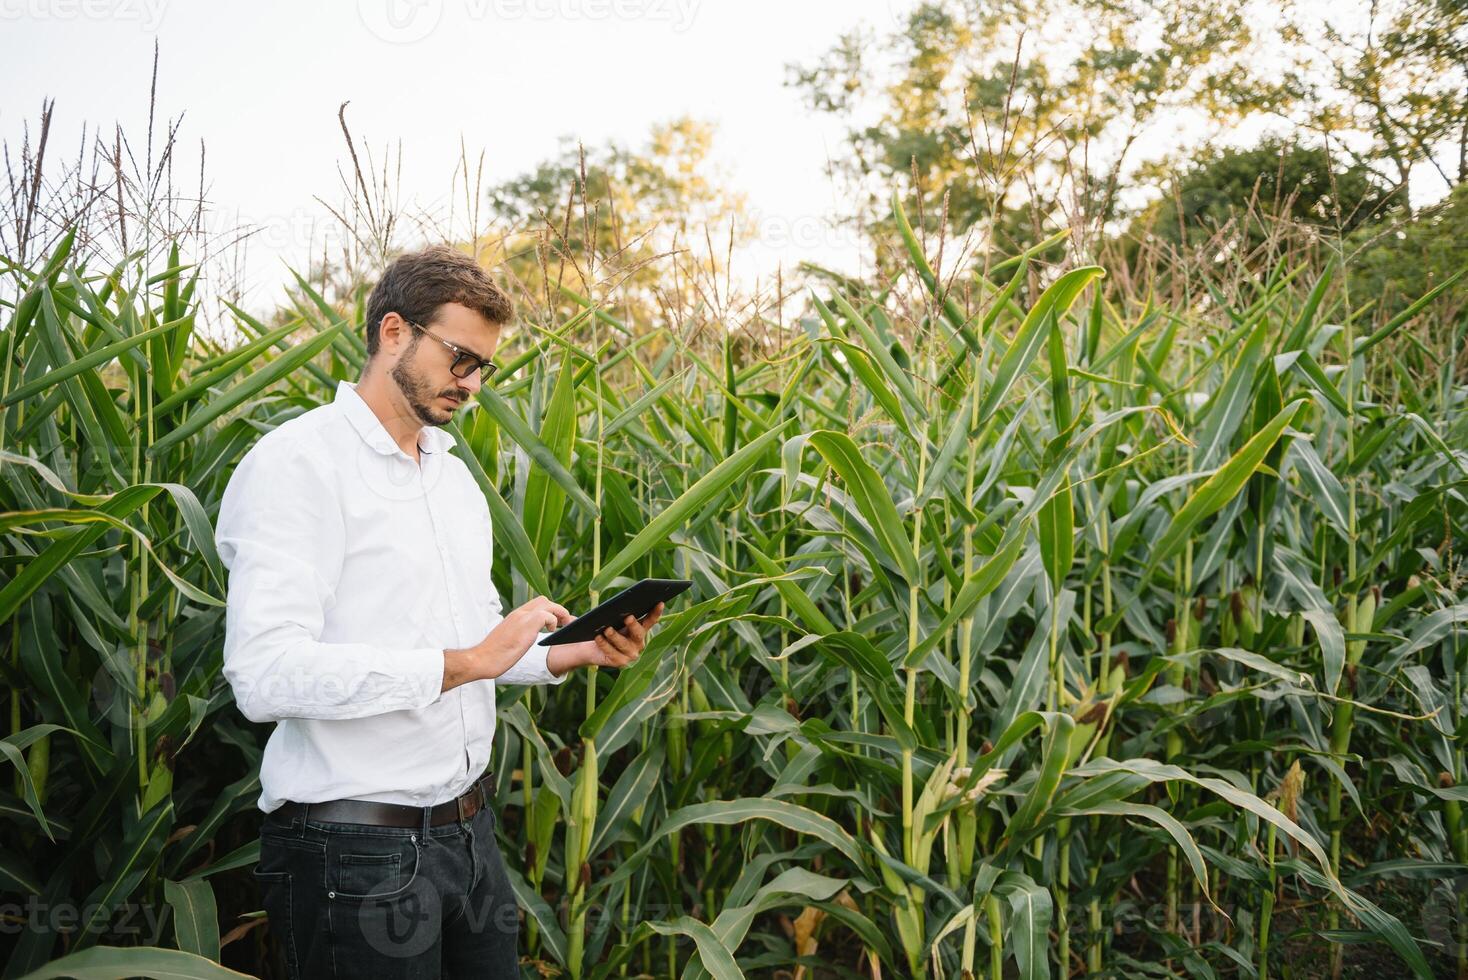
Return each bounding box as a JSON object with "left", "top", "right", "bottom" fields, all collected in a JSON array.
[
  {"left": 496, "top": 632, "right": 571, "bottom": 686},
  {"left": 411, "top": 646, "right": 449, "bottom": 707}
]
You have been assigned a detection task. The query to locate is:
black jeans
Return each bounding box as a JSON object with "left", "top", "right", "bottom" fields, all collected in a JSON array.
[{"left": 252, "top": 798, "right": 521, "bottom": 979}]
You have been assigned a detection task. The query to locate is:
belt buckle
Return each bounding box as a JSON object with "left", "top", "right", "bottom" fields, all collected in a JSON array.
[{"left": 457, "top": 785, "right": 477, "bottom": 824}]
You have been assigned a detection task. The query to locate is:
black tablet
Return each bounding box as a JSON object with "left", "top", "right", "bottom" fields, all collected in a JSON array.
[{"left": 536, "top": 578, "right": 693, "bottom": 646}]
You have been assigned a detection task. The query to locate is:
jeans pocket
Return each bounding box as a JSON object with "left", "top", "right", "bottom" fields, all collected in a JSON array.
[
  {"left": 327, "top": 836, "right": 421, "bottom": 902},
  {"left": 255, "top": 834, "right": 323, "bottom": 979},
  {"left": 335, "top": 852, "right": 401, "bottom": 898}
]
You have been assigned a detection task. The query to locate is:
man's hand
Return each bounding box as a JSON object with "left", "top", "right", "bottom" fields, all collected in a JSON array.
[
  {"left": 588, "top": 600, "right": 664, "bottom": 667},
  {"left": 548, "top": 601, "right": 666, "bottom": 676},
  {"left": 488, "top": 595, "right": 575, "bottom": 666},
  {"left": 442, "top": 595, "right": 572, "bottom": 693}
]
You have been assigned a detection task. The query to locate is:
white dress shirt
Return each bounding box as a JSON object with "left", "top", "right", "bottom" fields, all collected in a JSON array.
[{"left": 215, "top": 379, "right": 568, "bottom": 813}]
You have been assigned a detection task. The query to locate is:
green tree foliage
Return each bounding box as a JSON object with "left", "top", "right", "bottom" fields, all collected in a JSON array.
[
  {"left": 788, "top": 0, "right": 1265, "bottom": 265},
  {"left": 1271, "top": 0, "right": 1467, "bottom": 204},
  {"left": 792, "top": 0, "right": 1466, "bottom": 285},
  {"left": 1121, "top": 138, "right": 1400, "bottom": 258},
  {"left": 1352, "top": 180, "right": 1468, "bottom": 321}
]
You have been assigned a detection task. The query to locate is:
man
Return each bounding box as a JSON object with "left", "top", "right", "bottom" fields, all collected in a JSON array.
[{"left": 214, "top": 244, "right": 663, "bottom": 978}]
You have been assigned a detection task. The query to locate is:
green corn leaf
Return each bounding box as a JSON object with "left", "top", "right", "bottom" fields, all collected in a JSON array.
[
  {"left": 977, "top": 267, "right": 1106, "bottom": 423},
  {"left": 474, "top": 383, "right": 598, "bottom": 517},
  {"left": 591, "top": 419, "right": 794, "bottom": 591},
  {"left": 818, "top": 334, "right": 915, "bottom": 442},
  {"left": 595, "top": 797, "right": 867, "bottom": 897},
  {"left": 994, "top": 870, "right": 1053, "bottom": 980},
  {"left": 1, "top": 318, "right": 181, "bottom": 408},
  {"left": 523, "top": 361, "right": 579, "bottom": 565},
  {"left": 1195, "top": 314, "right": 1269, "bottom": 465},
  {"left": 505, "top": 863, "right": 568, "bottom": 965},
  {"left": 1037, "top": 472, "right": 1073, "bottom": 594},
  {"left": 645, "top": 918, "right": 742, "bottom": 980},
  {"left": 1148, "top": 399, "right": 1306, "bottom": 570},
  {"left": 76, "top": 798, "right": 175, "bottom": 946},
  {"left": 1003, "top": 712, "right": 1076, "bottom": 846},
  {"left": 447, "top": 418, "right": 552, "bottom": 598},
  {"left": 1055, "top": 800, "right": 1222, "bottom": 917},
  {"left": 163, "top": 877, "right": 220, "bottom": 961},
  {"left": 13, "top": 945, "right": 255, "bottom": 980},
  {"left": 807, "top": 430, "right": 920, "bottom": 585},
  {"left": 830, "top": 292, "right": 926, "bottom": 420},
  {"left": 1353, "top": 268, "right": 1465, "bottom": 356},
  {"left": 1047, "top": 314, "right": 1072, "bottom": 434},
  {"left": 145, "top": 324, "right": 343, "bottom": 457}
]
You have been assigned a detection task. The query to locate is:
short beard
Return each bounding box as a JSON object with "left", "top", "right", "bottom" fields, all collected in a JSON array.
[{"left": 388, "top": 337, "right": 460, "bottom": 427}]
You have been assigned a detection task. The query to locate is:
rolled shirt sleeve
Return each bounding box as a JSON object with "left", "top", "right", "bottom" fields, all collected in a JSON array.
[
  {"left": 216, "top": 438, "right": 447, "bottom": 723},
  {"left": 480, "top": 577, "right": 570, "bottom": 687},
  {"left": 496, "top": 629, "right": 569, "bottom": 685}
]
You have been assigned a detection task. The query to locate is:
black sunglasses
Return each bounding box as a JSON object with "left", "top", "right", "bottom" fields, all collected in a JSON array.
[{"left": 402, "top": 317, "right": 499, "bottom": 381}]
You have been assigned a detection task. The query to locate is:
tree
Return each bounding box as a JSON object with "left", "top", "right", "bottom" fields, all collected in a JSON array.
[
  {"left": 1270, "top": 0, "right": 1467, "bottom": 208},
  {"left": 1350, "top": 180, "right": 1468, "bottom": 323},
  {"left": 482, "top": 117, "right": 748, "bottom": 330},
  {"left": 1121, "top": 138, "right": 1400, "bottom": 258},
  {"left": 790, "top": 0, "right": 1466, "bottom": 278},
  {"left": 788, "top": 0, "right": 1262, "bottom": 270}
]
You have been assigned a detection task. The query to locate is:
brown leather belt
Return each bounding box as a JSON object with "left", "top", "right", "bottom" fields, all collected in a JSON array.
[{"left": 274, "top": 772, "right": 494, "bottom": 829}]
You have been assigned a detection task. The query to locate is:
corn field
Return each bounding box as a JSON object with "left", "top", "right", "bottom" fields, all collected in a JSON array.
[{"left": 1, "top": 182, "right": 1466, "bottom": 980}]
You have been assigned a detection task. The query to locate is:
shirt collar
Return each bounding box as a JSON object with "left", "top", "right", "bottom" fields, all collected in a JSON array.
[{"left": 335, "top": 380, "right": 455, "bottom": 458}]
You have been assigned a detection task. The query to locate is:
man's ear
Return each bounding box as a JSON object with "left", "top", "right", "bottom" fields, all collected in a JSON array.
[{"left": 380, "top": 313, "right": 415, "bottom": 356}]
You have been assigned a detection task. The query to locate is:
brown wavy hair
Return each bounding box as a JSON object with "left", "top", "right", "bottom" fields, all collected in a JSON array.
[{"left": 363, "top": 245, "right": 513, "bottom": 356}]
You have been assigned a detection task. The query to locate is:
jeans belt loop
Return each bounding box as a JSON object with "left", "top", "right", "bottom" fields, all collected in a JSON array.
[{"left": 472, "top": 772, "right": 490, "bottom": 818}]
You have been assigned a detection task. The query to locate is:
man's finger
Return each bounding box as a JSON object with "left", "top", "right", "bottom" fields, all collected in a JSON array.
[
  {"left": 603, "top": 648, "right": 631, "bottom": 668},
  {"left": 601, "top": 626, "right": 635, "bottom": 656}
]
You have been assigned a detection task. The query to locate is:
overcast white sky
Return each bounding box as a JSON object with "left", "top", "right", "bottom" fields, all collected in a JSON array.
[
  {"left": 2, "top": 0, "right": 1453, "bottom": 326},
  {"left": 2, "top": 0, "right": 909, "bottom": 312}
]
